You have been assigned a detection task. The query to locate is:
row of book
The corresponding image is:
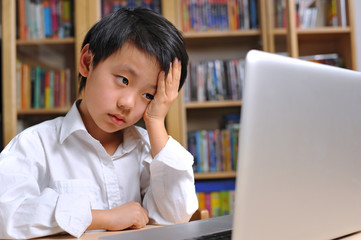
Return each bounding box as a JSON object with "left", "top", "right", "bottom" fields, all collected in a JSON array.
[
  {"left": 102, "top": 0, "right": 162, "bottom": 16},
  {"left": 16, "top": 61, "right": 74, "bottom": 110},
  {"left": 184, "top": 59, "right": 244, "bottom": 102},
  {"left": 180, "top": 0, "right": 258, "bottom": 32},
  {"left": 197, "top": 190, "right": 235, "bottom": 217},
  {"left": 17, "top": 0, "right": 73, "bottom": 40},
  {"left": 274, "top": 0, "right": 347, "bottom": 28},
  {"left": 195, "top": 179, "right": 236, "bottom": 218},
  {"left": 189, "top": 119, "right": 240, "bottom": 173}
]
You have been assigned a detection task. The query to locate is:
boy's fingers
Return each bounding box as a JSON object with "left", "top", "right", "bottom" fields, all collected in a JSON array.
[
  {"left": 157, "top": 71, "right": 166, "bottom": 95},
  {"left": 166, "top": 58, "right": 181, "bottom": 94}
]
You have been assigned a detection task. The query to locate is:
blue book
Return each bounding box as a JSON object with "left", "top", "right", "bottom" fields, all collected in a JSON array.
[
  {"left": 249, "top": 0, "right": 258, "bottom": 29},
  {"left": 195, "top": 131, "right": 202, "bottom": 173},
  {"left": 34, "top": 66, "right": 42, "bottom": 108},
  {"left": 43, "top": 1, "right": 52, "bottom": 37}
]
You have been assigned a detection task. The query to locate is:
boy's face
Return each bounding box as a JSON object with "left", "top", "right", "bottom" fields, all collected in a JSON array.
[{"left": 78, "top": 42, "right": 160, "bottom": 138}]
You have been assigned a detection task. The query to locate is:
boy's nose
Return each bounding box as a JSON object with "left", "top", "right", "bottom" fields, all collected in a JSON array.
[{"left": 117, "top": 91, "right": 136, "bottom": 110}]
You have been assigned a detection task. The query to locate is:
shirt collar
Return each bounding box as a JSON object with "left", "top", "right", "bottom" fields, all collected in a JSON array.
[
  {"left": 59, "top": 100, "right": 151, "bottom": 155},
  {"left": 59, "top": 100, "right": 88, "bottom": 144}
]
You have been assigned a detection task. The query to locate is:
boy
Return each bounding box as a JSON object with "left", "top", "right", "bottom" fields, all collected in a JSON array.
[{"left": 0, "top": 8, "right": 198, "bottom": 239}]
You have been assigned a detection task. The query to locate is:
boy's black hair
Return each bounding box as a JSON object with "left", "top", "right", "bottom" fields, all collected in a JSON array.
[{"left": 79, "top": 8, "right": 188, "bottom": 93}]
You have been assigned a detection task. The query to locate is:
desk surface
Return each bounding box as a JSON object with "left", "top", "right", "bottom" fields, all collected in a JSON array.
[
  {"left": 36, "top": 225, "right": 361, "bottom": 240},
  {"left": 37, "top": 225, "right": 161, "bottom": 240}
]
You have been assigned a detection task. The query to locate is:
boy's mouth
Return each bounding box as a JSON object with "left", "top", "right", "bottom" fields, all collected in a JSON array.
[{"left": 109, "top": 114, "right": 125, "bottom": 126}]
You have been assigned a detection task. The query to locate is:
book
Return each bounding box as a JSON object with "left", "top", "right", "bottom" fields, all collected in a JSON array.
[
  {"left": 327, "top": 0, "right": 338, "bottom": 26},
  {"left": 17, "top": 0, "right": 28, "bottom": 40},
  {"left": 220, "top": 190, "right": 230, "bottom": 215},
  {"left": 210, "top": 192, "right": 221, "bottom": 217},
  {"left": 21, "top": 63, "right": 31, "bottom": 109}
]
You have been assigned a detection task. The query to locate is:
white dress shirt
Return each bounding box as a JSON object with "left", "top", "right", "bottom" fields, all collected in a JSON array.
[{"left": 0, "top": 102, "right": 198, "bottom": 239}]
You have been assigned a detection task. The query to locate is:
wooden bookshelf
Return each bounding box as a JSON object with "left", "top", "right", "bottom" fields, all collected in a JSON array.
[
  {"left": 266, "top": 0, "right": 357, "bottom": 70},
  {"left": 1, "top": 0, "right": 101, "bottom": 146},
  {"left": 1, "top": 0, "right": 357, "bottom": 183}
]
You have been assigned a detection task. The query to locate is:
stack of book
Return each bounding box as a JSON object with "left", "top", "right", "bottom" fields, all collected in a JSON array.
[
  {"left": 274, "top": 0, "right": 347, "bottom": 28},
  {"left": 184, "top": 59, "right": 245, "bottom": 102},
  {"left": 102, "top": 0, "right": 162, "bottom": 16},
  {"left": 17, "top": 0, "right": 73, "bottom": 40},
  {"left": 189, "top": 114, "right": 240, "bottom": 173},
  {"left": 299, "top": 53, "right": 343, "bottom": 67},
  {"left": 196, "top": 179, "right": 235, "bottom": 218},
  {"left": 180, "top": 0, "right": 258, "bottom": 32},
  {"left": 16, "top": 61, "right": 73, "bottom": 110}
]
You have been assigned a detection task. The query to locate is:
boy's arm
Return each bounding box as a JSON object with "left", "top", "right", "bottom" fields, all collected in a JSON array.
[
  {"left": 143, "top": 58, "right": 182, "bottom": 158},
  {"left": 142, "top": 59, "right": 198, "bottom": 224}
]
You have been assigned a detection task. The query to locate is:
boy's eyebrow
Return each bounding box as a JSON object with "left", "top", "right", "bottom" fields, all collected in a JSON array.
[{"left": 119, "top": 64, "right": 158, "bottom": 90}]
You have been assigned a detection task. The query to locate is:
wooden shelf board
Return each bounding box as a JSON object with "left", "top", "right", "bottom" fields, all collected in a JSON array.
[
  {"left": 271, "top": 27, "right": 351, "bottom": 36},
  {"left": 17, "top": 108, "right": 70, "bottom": 115},
  {"left": 16, "top": 38, "right": 75, "bottom": 45},
  {"left": 297, "top": 27, "right": 351, "bottom": 35},
  {"left": 194, "top": 171, "right": 237, "bottom": 180},
  {"left": 183, "top": 29, "right": 261, "bottom": 39},
  {"left": 185, "top": 100, "right": 242, "bottom": 109}
]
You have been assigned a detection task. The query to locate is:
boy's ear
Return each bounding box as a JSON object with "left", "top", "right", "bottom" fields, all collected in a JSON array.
[{"left": 79, "top": 43, "right": 93, "bottom": 77}]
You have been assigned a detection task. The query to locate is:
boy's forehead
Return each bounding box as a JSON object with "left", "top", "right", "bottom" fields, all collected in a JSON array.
[{"left": 113, "top": 42, "right": 160, "bottom": 65}]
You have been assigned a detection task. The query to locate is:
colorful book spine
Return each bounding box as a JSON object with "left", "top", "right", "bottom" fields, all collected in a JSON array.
[
  {"left": 196, "top": 190, "right": 235, "bottom": 218},
  {"left": 185, "top": 58, "right": 245, "bottom": 102},
  {"left": 101, "top": 0, "right": 162, "bottom": 16},
  {"left": 210, "top": 192, "right": 221, "bottom": 217},
  {"left": 16, "top": 61, "right": 73, "bottom": 109},
  {"left": 16, "top": 0, "right": 73, "bottom": 40},
  {"left": 188, "top": 125, "right": 240, "bottom": 173}
]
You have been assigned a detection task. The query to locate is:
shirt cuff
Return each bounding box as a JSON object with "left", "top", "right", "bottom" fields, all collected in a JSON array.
[{"left": 55, "top": 193, "right": 92, "bottom": 238}]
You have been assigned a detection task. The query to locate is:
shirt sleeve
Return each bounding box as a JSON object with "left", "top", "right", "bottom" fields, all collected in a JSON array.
[
  {"left": 0, "top": 132, "right": 92, "bottom": 239},
  {"left": 140, "top": 136, "right": 199, "bottom": 225}
]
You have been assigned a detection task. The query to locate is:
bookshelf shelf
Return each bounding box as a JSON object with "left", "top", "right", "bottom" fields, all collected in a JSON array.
[
  {"left": 272, "top": 27, "right": 351, "bottom": 36},
  {"left": 183, "top": 29, "right": 261, "bottom": 39},
  {"left": 16, "top": 38, "right": 75, "bottom": 45},
  {"left": 194, "top": 171, "right": 237, "bottom": 180},
  {"left": 17, "top": 108, "right": 70, "bottom": 115},
  {"left": 297, "top": 27, "right": 351, "bottom": 35},
  {"left": 185, "top": 100, "right": 242, "bottom": 109}
]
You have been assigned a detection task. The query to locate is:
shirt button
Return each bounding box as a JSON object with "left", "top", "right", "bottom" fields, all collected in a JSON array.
[{"left": 112, "top": 203, "right": 118, "bottom": 208}]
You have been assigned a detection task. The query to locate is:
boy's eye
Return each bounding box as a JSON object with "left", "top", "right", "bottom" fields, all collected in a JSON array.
[
  {"left": 143, "top": 93, "right": 154, "bottom": 100},
  {"left": 117, "top": 76, "right": 129, "bottom": 85}
]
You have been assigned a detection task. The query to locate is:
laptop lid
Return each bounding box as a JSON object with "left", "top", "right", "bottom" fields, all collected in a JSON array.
[{"left": 233, "top": 50, "right": 361, "bottom": 240}]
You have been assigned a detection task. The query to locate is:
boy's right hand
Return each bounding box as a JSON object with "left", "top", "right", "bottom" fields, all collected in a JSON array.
[{"left": 88, "top": 201, "right": 149, "bottom": 231}]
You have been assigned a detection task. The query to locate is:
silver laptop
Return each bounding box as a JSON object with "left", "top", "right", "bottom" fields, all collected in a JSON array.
[
  {"left": 233, "top": 50, "right": 361, "bottom": 240},
  {"left": 100, "top": 50, "right": 361, "bottom": 240}
]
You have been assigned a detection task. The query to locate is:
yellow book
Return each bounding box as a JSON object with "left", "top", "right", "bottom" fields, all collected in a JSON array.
[
  {"left": 211, "top": 192, "right": 220, "bottom": 217},
  {"left": 197, "top": 192, "right": 206, "bottom": 210},
  {"left": 220, "top": 190, "right": 230, "bottom": 216}
]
